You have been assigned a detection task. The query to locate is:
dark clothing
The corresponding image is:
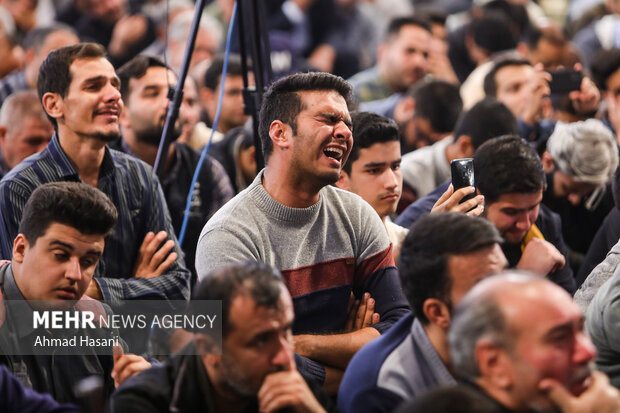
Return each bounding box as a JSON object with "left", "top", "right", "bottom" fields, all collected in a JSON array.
[
  {"left": 578, "top": 208, "right": 620, "bottom": 286},
  {"left": 396, "top": 181, "right": 576, "bottom": 294},
  {"left": 501, "top": 203, "right": 576, "bottom": 294},
  {"left": 108, "top": 139, "right": 234, "bottom": 277},
  {"left": 542, "top": 172, "right": 614, "bottom": 273},
  {"left": 110, "top": 344, "right": 335, "bottom": 413},
  {"left": 208, "top": 127, "right": 251, "bottom": 194},
  {"left": 395, "top": 180, "right": 449, "bottom": 229},
  {"left": 56, "top": 4, "right": 156, "bottom": 67},
  {"left": 0, "top": 365, "right": 80, "bottom": 413},
  {"left": 0, "top": 264, "right": 116, "bottom": 404}
]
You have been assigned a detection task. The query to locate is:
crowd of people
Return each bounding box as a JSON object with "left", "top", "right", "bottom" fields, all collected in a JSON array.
[{"left": 1, "top": 0, "right": 620, "bottom": 412}]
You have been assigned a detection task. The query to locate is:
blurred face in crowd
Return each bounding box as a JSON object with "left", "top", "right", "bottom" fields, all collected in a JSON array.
[
  {"left": 122, "top": 65, "right": 182, "bottom": 145},
  {"left": 0, "top": 115, "right": 53, "bottom": 169},
  {"left": 201, "top": 73, "right": 252, "bottom": 134},
  {"left": 379, "top": 24, "right": 431, "bottom": 93},
  {"left": 494, "top": 64, "right": 535, "bottom": 119}
]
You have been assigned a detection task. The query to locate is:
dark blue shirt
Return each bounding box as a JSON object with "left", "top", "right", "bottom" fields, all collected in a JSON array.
[
  {"left": 0, "top": 134, "right": 191, "bottom": 308},
  {"left": 0, "top": 364, "right": 80, "bottom": 413}
]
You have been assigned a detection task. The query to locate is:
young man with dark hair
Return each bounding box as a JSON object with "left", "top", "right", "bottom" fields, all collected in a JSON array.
[
  {"left": 348, "top": 16, "right": 432, "bottom": 102},
  {"left": 0, "top": 43, "right": 191, "bottom": 316},
  {"left": 400, "top": 97, "right": 518, "bottom": 200},
  {"left": 336, "top": 111, "right": 406, "bottom": 256},
  {"left": 0, "top": 181, "right": 150, "bottom": 403},
  {"left": 360, "top": 79, "right": 463, "bottom": 153},
  {"left": 199, "top": 54, "right": 253, "bottom": 134},
  {"left": 197, "top": 72, "right": 409, "bottom": 393},
  {"left": 112, "top": 261, "right": 333, "bottom": 413},
  {"left": 114, "top": 55, "right": 233, "bottom": 277},
  {"left": 475, "top": 135, "right": 575, "bottom": 293},
  {"left": 339, "top": 213, "right": 507, "bottom": 413},
  {"left": 395, "top": 98, "right": 517, "bottom": 224}
]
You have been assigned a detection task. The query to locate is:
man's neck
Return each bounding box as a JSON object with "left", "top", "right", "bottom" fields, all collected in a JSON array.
[
  {"left": 475, "top": 379, "right": 523, "bottom": 412},
  {"left": 262, "top": 164, "right": 322, "bottom": 208},
  {"left": 57, "top": 129, "right": 106, "bottom": 187},
  {"left": 424, "top": 323, "right": 453, "bottom": 373},
  {"left": 444, "top": 138, "right": 461, "bottom": 165}
]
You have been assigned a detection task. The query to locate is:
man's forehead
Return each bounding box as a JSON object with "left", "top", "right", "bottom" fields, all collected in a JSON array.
[
  {"left": 355, "top": 142, "right": 401, "bottom": 164},
  {"left": 70, "top": 57, "right": 117, "bottom": 83},
  {"left": 495, "top": 191, "right": 543, "bottom": 208},
  {"left": 500, "top": 283, "right": 578, "bottom": 334},
  {"left": 297, "top": 90, "right": 350, "bottom": 116}
]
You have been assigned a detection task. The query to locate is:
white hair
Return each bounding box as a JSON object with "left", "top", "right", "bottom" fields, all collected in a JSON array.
[{"left": 547, "top": 119, "right": 619, "bottom": 186}]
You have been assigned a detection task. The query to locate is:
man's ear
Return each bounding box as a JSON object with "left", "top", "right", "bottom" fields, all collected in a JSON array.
[
  {"left": 42, "top": 92, "right": 63, "bottom": 121},
  {"left": 455, "top": 135, "right": 474, "bottom": 158},
  {"left": 269, "top": 120, "right": 292, "bottom": 150},
  {"left": 336, "top": 170, "right": 351, "bottom": 191},
  {"left": 0, "top": 125, "right": 7, "bottom": 145},
  {"left": 12, "top": 234, "right": 28, "bottom": 264},
  {"left": 423, "top": 298, "right": 451, "bottom": 329},
  {"left": 394, "top": 96, "right": 416, "bottom": 124},
  {"left": 541, "top": 151, "right": 555, "bottom": 173},
  {"left": 475, "top": 340, "right": 513, "bottom": 389}
]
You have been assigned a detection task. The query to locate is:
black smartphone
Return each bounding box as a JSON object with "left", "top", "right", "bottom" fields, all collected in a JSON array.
[
  {"left": 451, "top": 158, "right": 475, "bottom": 203},
  {"left": 548, "top": 70, "right": 582, "bottom": 94}
]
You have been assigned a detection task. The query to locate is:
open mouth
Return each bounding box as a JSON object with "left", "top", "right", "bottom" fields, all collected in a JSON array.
[{"left": 323, "top": 146, "right": 345, "bottom": 162}]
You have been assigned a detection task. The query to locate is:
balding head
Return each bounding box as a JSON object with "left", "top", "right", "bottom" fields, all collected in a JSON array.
[{"left": 449, "top": 272, "right": 596, "bottom": 412}]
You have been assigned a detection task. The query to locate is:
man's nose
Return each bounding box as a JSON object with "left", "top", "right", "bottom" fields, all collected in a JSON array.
[
  {"left": 383, "top": 169, "right": 398, "bottom": 190},
  {"left": 65, "top": 257, "right": 82, "bottom": 281},
  {"left": 515, "top": 213, "right": 532, "bottom": 231},
  {"left": 271, "top": 334, "right": 293, "bottom": 370},
  {"left": 333, "top": 121, "right": 352, "bottom": 141},
  {"left": 574, "top": 332, "right": 597, "bottom": 365}
]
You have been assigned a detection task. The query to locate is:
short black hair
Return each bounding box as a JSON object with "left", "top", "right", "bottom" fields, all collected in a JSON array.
[
  {"left": 474, "top": 135, "right": 546, "bottom": 204},
  {"left": 117, "top": 55, "right": 169, "bottom": 103},
  {"left": 454, "top": 98, "right": 519, "bottom": 149},
  {"left": 409, "top": 80, "right": 462, "bottom": 134},
  {"left": 591, "top": 49, "right": 620, "bottom": 91},
  {"left": 469, "top": 12, "right": 517, "bottom": 55},
  {"left": 19, "top": 182, "right": 118, "bottom": 246},
  {"left": 37, "top": 42, "right": 108, "bottom": 128},
  {"left": 483, "top": 57, "right": 532, "bottom": 97},
  {"left": 259, "top": 72, "right": 353, "bottom": 162},
  {"left": 398, "top": 213, "right": 502, "bottom": 325},
  {"left": 204, "top": 54, "right": 245, "bottom": 91},
  {"left": 385, "top": 16, "right": 432, "bottom": 40},
  {"left": 192, "top": 261, "right": 285, "bottom": 337},
  {"left": 343, "top": 111, "right": 399, "bottom": 174}
]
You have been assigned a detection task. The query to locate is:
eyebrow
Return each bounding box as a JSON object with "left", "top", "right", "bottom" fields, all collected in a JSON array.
[
  {"left": 49, "top": 240, "right": 102, "bottom": 258},
  {"left": 318, "top": 112, "right": 353, "bottom": 129},
  {"left": 543, "top": 317, "right": 584, "bottom": 340}
]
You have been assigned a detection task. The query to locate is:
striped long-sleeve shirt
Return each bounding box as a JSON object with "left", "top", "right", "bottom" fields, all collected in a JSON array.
[{"left": 0, "top": 134, "right": 190, "bottom": 308}]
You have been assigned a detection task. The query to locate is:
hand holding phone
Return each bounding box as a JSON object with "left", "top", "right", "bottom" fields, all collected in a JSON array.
[{"left": 451, "top": 158, "right": 475, "bottom": 204}]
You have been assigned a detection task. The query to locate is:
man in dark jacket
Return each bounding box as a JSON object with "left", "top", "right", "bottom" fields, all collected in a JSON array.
[{"left": 111, "top": 262, "right": 334, "bottom": 413}]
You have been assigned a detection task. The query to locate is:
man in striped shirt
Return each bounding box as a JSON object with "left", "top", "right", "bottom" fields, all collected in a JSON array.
[{"left": 0, "top": 43, "right": 190, "bottom": 321}]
